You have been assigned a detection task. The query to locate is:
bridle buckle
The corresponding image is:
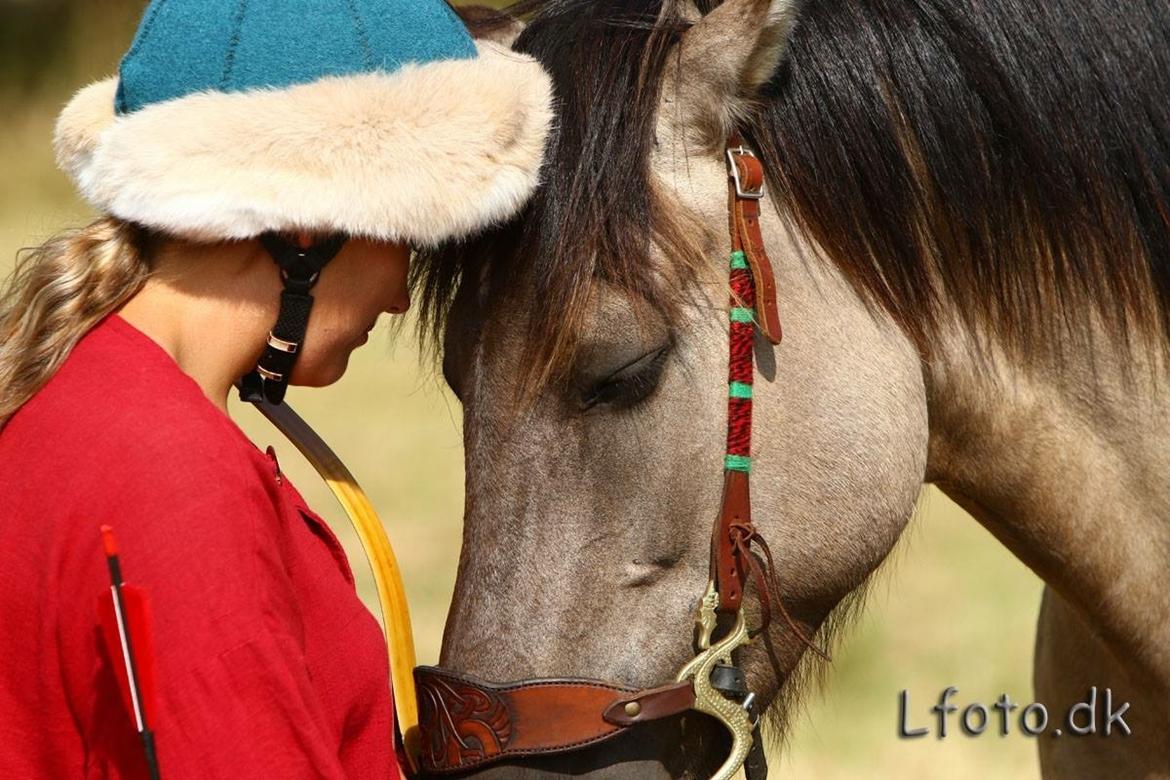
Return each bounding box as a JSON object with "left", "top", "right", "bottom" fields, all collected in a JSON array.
[{"left": 727, "top": 146, "right": 766, "bottom": 200}]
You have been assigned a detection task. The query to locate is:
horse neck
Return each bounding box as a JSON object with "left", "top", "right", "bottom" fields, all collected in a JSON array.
[{"left": 923, "top": 313, "right": 1170, "bottom": 690}]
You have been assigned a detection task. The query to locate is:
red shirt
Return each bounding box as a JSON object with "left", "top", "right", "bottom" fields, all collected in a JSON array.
[{"left": 0, "top": 315, "right": 396, "bottom": 778}]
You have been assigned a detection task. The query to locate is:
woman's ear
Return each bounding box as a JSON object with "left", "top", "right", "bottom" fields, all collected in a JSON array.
[{"left": 662, "top": 0, "right": 801, "bottom": 149}]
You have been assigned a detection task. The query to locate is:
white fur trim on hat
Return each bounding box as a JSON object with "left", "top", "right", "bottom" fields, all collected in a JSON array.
[{"left": 54, "top": 41, "right": 553, "bottom": 246}]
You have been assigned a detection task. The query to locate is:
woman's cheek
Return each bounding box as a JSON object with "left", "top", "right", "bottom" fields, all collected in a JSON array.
[{"left": 290, "top": 314, "right": 360, "bottom": 387}]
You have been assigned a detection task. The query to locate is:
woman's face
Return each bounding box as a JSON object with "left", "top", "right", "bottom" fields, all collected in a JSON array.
[{"left": 290, "top": 237, "right": 411, "bottom": 387}]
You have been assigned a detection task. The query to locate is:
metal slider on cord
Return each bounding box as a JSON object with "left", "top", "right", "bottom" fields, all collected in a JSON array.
[{"left": 267, "top": 332, "right": 299, "bottom": 354}]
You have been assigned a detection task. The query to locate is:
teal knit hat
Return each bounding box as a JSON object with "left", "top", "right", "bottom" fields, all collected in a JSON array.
[{"left": 54, "top": 0, "right": 552, "bottom": 246}]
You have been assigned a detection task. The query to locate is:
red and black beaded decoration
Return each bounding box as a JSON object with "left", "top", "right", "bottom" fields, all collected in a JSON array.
[{"left": 725, "top": 250, "right": 756, "bottom": 473}]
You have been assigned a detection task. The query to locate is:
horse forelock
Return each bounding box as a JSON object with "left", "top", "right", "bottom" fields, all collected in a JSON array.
[
  {"left": 757, "top": 0, "right": 1170, "bottom": 372},
  {"left": 414, "top": 0, "right": 706, "bottom": 395}
]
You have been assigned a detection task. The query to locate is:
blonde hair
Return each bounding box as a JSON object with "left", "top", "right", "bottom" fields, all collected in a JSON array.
[{"left": 0, "top": 217, "right": 152, "bottom": 427}]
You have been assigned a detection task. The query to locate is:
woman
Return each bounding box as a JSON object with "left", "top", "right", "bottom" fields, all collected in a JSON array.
[{"left": 0, "top": 1, "right": 551, "bottom": 777}]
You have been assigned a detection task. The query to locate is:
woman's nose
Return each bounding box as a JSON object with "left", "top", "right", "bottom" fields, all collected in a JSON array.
[
  {"left": 386, "top": 288, "right": 410, "bottom": 315},
  {"left": 379, "top": 241, "right": 411, "bottom": 314}
]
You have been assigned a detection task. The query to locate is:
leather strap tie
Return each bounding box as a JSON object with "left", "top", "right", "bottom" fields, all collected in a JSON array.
[{"left": 729, "top": 520, "right": 830, "bottom": 660}]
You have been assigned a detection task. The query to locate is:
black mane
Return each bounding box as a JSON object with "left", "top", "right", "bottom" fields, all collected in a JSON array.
[{"left": 757, "top": 0, "right": 1170, "bottom": 357}]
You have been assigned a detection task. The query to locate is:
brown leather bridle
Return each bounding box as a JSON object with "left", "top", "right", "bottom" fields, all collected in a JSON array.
[{"left": 413, "top": 138, "right": 791, "bottom": 779}]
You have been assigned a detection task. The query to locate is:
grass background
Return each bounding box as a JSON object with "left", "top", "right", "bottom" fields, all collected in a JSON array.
[{"left": 1, "top": 4, "right": 1046, "bottom": 776}]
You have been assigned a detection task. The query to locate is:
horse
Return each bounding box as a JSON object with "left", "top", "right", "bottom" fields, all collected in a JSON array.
[{"left": 411, "top": 0, "right": 1170, "bottom": 776}]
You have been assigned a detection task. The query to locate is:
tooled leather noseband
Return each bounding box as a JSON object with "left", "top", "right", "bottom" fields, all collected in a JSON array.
[{"left": 413, "top": 137, "right": 809, "bottom": 780}]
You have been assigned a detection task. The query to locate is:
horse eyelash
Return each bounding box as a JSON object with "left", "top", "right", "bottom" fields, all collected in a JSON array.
[{"left": 579, "top": 344, "right": 672, "bottom": 412}]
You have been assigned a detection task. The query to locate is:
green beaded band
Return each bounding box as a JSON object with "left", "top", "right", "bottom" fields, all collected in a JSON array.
[
  {"left": 729, "top": 381, "right": 753, "bottom": 399},
  {"left": 724, "top": 454, "right": 752, "bottom": 473},
  {"left": 730, "top": 251, "right": 749, "bottom": 271},
  {"left": 730, "top": 307, "right": 754, "bottom": 323}
]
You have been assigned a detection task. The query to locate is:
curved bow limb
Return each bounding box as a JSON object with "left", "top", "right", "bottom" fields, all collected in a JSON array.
[{"left": 254, "top": 400, "right": 420, "bottom": 773}]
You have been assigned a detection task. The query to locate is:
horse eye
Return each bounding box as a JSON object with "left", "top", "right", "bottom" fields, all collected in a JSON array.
[{"left": 578, "top": 343, "right": 672, "bottom": 412}]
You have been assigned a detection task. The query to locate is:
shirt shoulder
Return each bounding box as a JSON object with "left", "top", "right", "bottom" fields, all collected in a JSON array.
[
  {"left": 0, "top": 314, "right": 291, "bottom": 627},
  {"left": 6, "top": 316, "right": 256, "bottom": 470},
  {"left": 2, "top": 315, "right": 285, "bottom": 513}
]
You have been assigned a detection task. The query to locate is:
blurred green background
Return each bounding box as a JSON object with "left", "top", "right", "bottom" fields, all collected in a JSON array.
[{"left": 0, "top": 2, "right": 1045, "bottom": 776}]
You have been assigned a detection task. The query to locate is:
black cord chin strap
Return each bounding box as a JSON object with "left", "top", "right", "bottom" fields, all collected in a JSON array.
[{"left": 238, "top": 232, "right": 346, "bottom": 406}]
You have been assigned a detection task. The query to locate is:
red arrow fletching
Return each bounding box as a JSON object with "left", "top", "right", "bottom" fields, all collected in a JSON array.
[{"left": 97, "top": 584, "right": 159, "bottom": 727}]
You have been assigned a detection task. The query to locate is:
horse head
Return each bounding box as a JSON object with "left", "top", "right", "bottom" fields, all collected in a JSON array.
[{"left": 412, "top": 1, "right": 928, "bottom": 775}]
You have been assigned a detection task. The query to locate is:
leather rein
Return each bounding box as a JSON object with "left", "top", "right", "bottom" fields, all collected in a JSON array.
[{"left": 409, "top": 138, "right": 798, "bottom": 779}]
